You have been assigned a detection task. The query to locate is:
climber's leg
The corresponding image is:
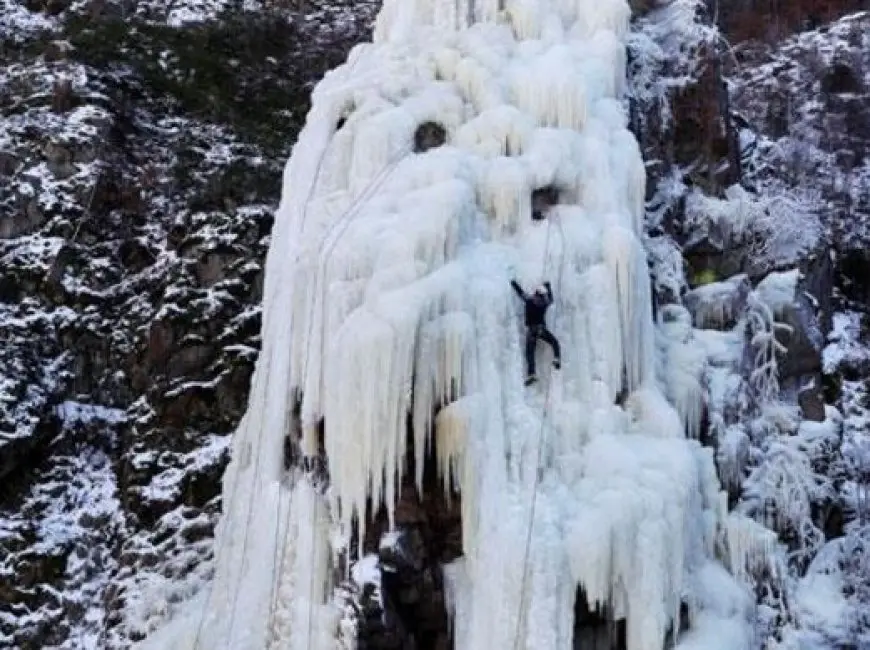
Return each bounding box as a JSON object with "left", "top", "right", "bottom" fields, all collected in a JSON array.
[
  {"left": 524, "top": 328, "right": 538, "bottom": 383},
  {"left": 539, "top": 327, "right": 561, "bottom": 369}
]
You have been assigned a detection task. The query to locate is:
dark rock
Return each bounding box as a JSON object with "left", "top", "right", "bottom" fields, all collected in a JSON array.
[
  {"left": 573, "top": 586, "right": 626, "bottom": 650},
  {"left": 413, "top": 122, "right": 446, "bottom": 153},
  {"left": 0, "top": 198, "right": 48, "bottom": 238},
  {"left": 532, "top": 186, "right": 560, "bottom": 222},
  {"left": 718, "top": 0, "right": 864, "bottom": 41},
  {"left": 166, "top": 344, "right": 215, "bottom": 381},
  {"left": 774, "top": 295, "right": 822, "bottom": 384},
  {"left": 118, "top": 239, "right": 154, "bottom": 272},
  {"left": 800, "top": 249, "right": 835, "bottom": 337},
  {"left": 50, "top": 78, "right": 79, "bottom": 114},
  {"left": 670, "top": 46, "right": 740, "bottom": 192},
  {"left": 0, "top": 150, "right": 20, "bottom": 176},
  {"left": 195, "top": 250, "right": 238, "bottom": 287},
  {"left": 821, "top": 62, "right": 863, "bottom": 95},
  {"left": 355, "top": 420, "right": 462, "bottom": 650},
  {"left": 838, "top": 248, "right": 870, "bottom": 305},
  {"left": 798, "top": 381, "right": 826, "bottom": 422},
  {"left": 755, "top": 270, "right": 828, "bottom": 392},
  {"left": 627, "top": 0, "right": 655, "bottom": 16}
]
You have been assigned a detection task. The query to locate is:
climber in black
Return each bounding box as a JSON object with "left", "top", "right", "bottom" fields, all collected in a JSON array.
[{"left": 510, "top": 279, "right": 561, "bottom": 386}]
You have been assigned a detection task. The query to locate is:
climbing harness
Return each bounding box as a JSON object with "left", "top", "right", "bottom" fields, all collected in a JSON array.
[{"left": 511, "top": 213, "right": 566, "bottom": 650}]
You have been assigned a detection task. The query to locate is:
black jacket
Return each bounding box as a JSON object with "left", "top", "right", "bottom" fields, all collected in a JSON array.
[{"left": 511, "top": 280, "right": 552, "bottom": 327}]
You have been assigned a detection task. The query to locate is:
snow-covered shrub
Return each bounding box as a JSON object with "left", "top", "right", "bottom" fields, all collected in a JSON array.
[
  {"left": 789, "top": 527, "right": 870, "bottom": 648},
  {"left": 743, "top": 438, "right": 826, "bottom": 570},
  {"left": 646, "top": 233, "right": 687, "bottom": 304},
  {"left": 685, "top": 184, "right": 821, "bottom": 269},
  {"left": 626, "top": 0, "right": 717, "bottom": 125},
  {"left": 748, "top": 186, "right": 822, "bottom": 266},
  {"left": 745, "top": 291, "right": 792, "bottom": 404},
  {"left": 742, "top": 406, "right": 839, "bottom": 572}
]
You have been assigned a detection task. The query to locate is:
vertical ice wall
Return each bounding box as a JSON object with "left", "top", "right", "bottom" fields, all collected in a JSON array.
[{"left": 140, "top": 1, "right": 769, "bottom": 649}]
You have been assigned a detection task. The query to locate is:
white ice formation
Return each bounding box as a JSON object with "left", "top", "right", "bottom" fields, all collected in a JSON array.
[{"left": 140, "top": 1, "right": 770, "bottom": 649}]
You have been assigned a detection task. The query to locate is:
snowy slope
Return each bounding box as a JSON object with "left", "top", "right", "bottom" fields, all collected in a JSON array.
[{"left": 140, "top": 2, "right": 770, "bottom": 649}]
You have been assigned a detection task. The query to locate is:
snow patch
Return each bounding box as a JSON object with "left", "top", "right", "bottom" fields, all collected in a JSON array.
[
  {"left": 823, "top": 310, "right": 869, "bottom": 375},
  {"left": 57, "top": 400, "right": 127, "bottom": 426}
]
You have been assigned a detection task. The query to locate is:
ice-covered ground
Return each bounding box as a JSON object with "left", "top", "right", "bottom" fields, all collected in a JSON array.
[{"left": 138, "top": 1, "right": 769, "bottom": 649}]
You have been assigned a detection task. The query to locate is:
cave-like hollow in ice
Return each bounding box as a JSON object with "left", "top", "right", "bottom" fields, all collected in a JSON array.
[{"left": 139, "top": 1, "right": 780, "bottom": 649}]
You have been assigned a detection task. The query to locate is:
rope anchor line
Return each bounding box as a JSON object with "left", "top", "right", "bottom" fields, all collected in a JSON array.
[{"left": 512, "top": 215, "right": 565, "bottom": 650}]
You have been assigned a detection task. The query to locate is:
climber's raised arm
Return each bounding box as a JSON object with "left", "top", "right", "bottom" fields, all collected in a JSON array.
[
  {"left": 510, "top": 279, "right": 527, "bottom": 301},
  {"left": 543, "top": 281, "right": 553, "bottom": 304}
]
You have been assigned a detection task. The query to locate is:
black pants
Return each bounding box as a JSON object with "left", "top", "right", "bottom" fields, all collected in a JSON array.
[{"left": 525, "top": 325, "right": 560, "bottom": 376}]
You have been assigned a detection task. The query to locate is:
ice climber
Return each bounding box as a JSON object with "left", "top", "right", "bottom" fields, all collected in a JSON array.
[{"left": 510, "top": 279, "right": 562, "bottom": 386}]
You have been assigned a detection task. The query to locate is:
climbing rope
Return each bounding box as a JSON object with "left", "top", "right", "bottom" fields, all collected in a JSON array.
[
  {"left": 191, "top": 137, "right": 337, "bottom": 650},
  {"left": 218, "top": 148, "right": 364, "bottom": 650},
  {"left": 144, "top": 34, "right": 376, "bottom": 650},
  {"left": 254, "top": 150, "right": 410, "bottom": 650},
  {"left": 304, "top": 474, "right": 320, "bottom": 650},
  {"left": 262, "top": 147, "right": 407, "bottom": 645},
  {"left": 301, "top": 150, "right": 409, "bottom": 391},
  {"left": 265, "top": 464, "right": 294, "bottom": 646},
  {"left": 189, "top": 345, "right": 278, "bottom": 650},
  {"left": 511, "top": 213, "right": 566, "bottom": 650}
]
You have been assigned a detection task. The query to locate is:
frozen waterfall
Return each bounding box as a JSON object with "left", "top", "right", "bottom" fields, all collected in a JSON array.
[{"left": 140, "top": 1, "right": 769, "bottom": 649}]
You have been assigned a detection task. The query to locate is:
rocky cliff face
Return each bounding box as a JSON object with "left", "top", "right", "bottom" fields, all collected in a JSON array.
[
  {"left": 0, "top": 1, "right": 378, "bottom": 647},
  {"left": 1, "top": 0, "right": 869, "bottom": 648}
]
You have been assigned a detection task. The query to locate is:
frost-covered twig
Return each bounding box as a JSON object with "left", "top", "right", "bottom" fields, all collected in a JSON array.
[{"left": 745, "top": 291, "right": 791, "bottom": 403}]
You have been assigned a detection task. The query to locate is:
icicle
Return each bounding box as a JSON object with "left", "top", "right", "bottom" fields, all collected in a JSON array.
[
  {"left": 580, "top": 264, "right": 623, "bottom": 400},
  {"left": 477, "top": 156, "right": 530, "bottom": 235},
  {"left": 434, "top": 394, "right": 482, "bottom": 498},
  {"left": 502, "top": 0, "right": 545, "bottom": 41},
  {"left": 508, "top": 47, "right": 587, "bottom": 130},
  {"left": 455, "top": 105, "right": 536, "bottom": 158},
  {"left": 602, "top": 224, "right": 655, "bottom": 395},
  {"left": 567, "top": 0, "right": 631, "bottom": 39},
  {"left": 565, "top": 434, "right": 711, "bottom": 650},
  {"left": 722, "top": 511, "right": 779, "bottom": 585},
  {"left": 404, "top": 83, "right": 468, "bottom": 139},
  {"left": 609, "top": 127, "right": 647, "bottom": 235},
  {"left": 624, "top": 384, "right": 684, "bottom": 439},
  {"left": 412, "top": 312, "right": 475, "bottom": 492},
  {"left": 323, "top": 298, "right": 419, "bottom": 542},
  {"left": 348, "top": 108, "right": 414, "bottom": 196},
  {"left": 576, "top": 128, "right": 620, "bottom": 216},
  {"left": 454, "top": 56, "right": 505, "bottom": 112},
  {"left": 522, "top": 127, "right": 581, "bottom": 191},
  {"left": 432, "top": 47, "right": 462, "bottom": 82},
  {"left": 656, "top": 306, "right": 707, "bottom": 439}
]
